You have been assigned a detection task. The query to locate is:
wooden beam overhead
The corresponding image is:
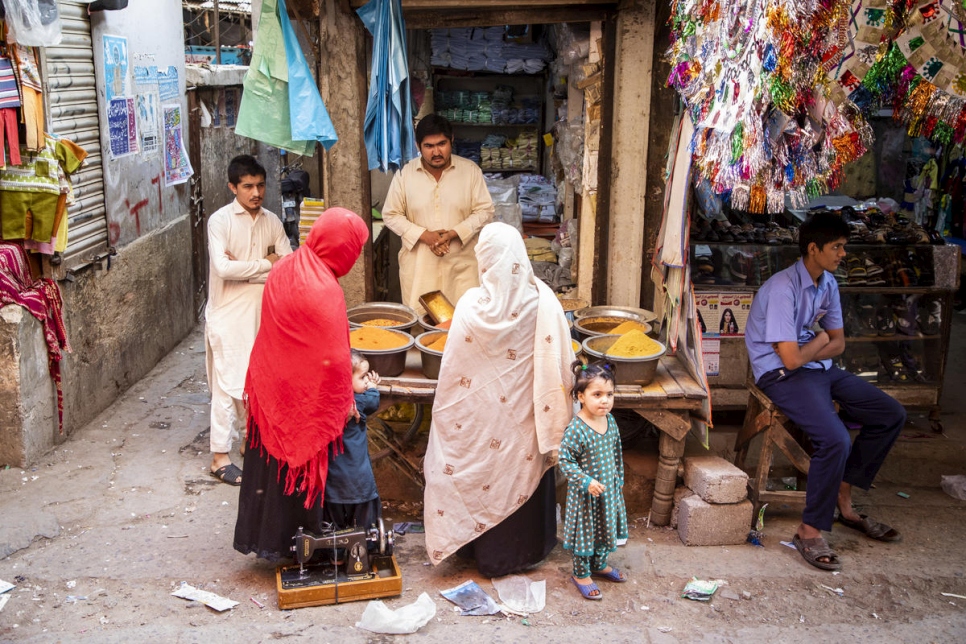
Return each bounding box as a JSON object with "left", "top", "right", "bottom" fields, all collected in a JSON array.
[
  {"left": 347, "top": 0, "right": 615, "bottom": 8},
  {"left": 404, "top": 5, "right": 615, "bottom": 28}
]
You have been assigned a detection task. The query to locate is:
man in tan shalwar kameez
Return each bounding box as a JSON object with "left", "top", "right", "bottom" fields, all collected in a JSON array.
[
  {"left": 382, "top": 114, "right": 493, "bottom": 314},
  {"left": 205, "top": 155, "right": 292, "bottom": 485}
]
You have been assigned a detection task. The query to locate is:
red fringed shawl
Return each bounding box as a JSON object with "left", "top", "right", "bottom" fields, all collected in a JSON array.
[
  {"left": 244, "top": 208, "right": 368, "bottom": 508},
  {"left": 0, "top": 243, "right": 70, "bottom": 430}
]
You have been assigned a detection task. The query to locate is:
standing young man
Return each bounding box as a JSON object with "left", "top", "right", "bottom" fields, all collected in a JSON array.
[
  {"left": 382, "top": 114, "right": 493, "bottom": 314},
  {"left": 744, "top": 211, "right": 905, "bottom": 570},
  {"left": 205, "top": 155, "right": 292, "bottom": 485}
]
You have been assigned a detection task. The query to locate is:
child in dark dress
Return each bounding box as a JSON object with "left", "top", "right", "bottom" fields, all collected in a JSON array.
[{"left": 322, "top": 350, "right": 383, "bottom": 530}]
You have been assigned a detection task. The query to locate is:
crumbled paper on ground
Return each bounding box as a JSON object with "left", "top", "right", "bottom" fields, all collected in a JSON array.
[
  {"left": 491, "top": 575, "right": 545, "bottom": 614},
  {"left": 0, "top": 579, "right": 14, "bottom": 594},
  {"left": 439, "top": 580, "right": 501, "bottom": 616},
  {"left": 681, "top": 577, "right": 719, "bottom": 601},
  {"left": 356, "top": 591, "right": 437, "bottom": 634},
  {"left": 171, "top": 582, "right": 238, "bottom": 611}
]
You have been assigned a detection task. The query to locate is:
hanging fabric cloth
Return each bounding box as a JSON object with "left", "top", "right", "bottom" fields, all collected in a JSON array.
[
  {"left": 651, "top": 113, "right": 712, "bottom": 448},
  {"left": 356, "top": 0, "right": 417, "bottom": 172},
  {"left": 236, "top": 0, "right": 337, "bottom": 155}
]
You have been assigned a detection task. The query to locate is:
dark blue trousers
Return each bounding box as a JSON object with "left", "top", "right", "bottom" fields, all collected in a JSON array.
[{"left": 757, "top": 366, "right": 906, "bottom": 531}]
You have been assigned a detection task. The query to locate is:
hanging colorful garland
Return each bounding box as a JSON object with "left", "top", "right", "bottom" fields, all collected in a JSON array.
[
  {"left": 668, "top": 0, "right": 966, "bottom": 214},
  {"left": 668, "top": 0, "right": 870, "bottom": 213}
]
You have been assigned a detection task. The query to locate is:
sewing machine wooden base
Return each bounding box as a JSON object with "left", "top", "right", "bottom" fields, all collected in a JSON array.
[{"left": 276, "top": 555, "right": 402, "bottom": 609}]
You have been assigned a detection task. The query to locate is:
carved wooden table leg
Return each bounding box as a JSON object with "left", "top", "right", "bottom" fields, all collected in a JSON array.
[{"left": 635, "top": 409, "right": 691, "bottom": 527}]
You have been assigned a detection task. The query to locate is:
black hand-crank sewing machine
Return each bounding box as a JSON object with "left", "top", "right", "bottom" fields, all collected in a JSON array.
[{"left": 276, "top": 519, "right": 402, "bottom": 609}]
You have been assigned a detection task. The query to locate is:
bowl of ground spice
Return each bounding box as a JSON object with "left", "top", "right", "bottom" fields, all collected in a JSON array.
[
  {"left": 348, "top": 302, "right": 419, "bottom": 334},
  {"left": 573, "top": 316, "right": 653, "bottom": 341},
  {"left": 418, "top": 313, "right": 453, "bottom": 333},
  {"left": 581, "top": 330, "right": 666, "bottom": 386},
  {"left": 414, "top": 331, "right": 448, "bottom": 379},
  {"left": 349, "top": 327, "right": 415, "bottom": 377}
]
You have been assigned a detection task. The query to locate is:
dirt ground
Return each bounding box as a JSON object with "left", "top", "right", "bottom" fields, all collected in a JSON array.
[{"left": 1, "top": 314, "right": 965, "bottom": 643}]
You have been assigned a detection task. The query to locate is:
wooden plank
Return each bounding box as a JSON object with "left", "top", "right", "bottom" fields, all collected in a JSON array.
[
  {"left": 771, "top": 426, "right": 811, "bottom": 475},
  {"left": 614, "top": 385, "right": 642, "bottom": 403},
  {"left": 637, "top": 409, "right": 690, "bottom": 442},
  {"left": 638, "top": 377, "right": 670, "bottom": 400},
  {"left": 654, "top": 362, "right": 684, "bottom": 397},
  {"left": 662, "top": 358, "right": 707, "bottom": 399}
]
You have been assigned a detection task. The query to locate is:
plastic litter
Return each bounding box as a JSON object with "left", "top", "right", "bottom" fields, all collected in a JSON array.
[
  {"left": 897, "top": 492, "right": 911, "bottom": 499},
  {"left": 941, "top": 475, "right": 966, "bottom": 501},
  {"left": 491, "top": 575, "right": 545, "bottom": 615},
  {"left": 818, "top": 584, "right": 844, "bottom": 597},
  {"left": 355, "top": 591, "right": 437, "bottom": 634},
  {"left": 440, "top": 580, "right": 501, "bottom": 616},
  {"left": 171, "top": 582, "right": 238, "bottom": 611},
  {"left": 681, "top": 578, "right": 720, "bottom": 601},
  {"left": 0, "top": 579, "right": 13, "bottom": 595},
  {"left": 747, "top": 503, "right": 768, "bottom": 547},
  {"left": 941, "top": 592, "right": 966, "bottom": 600},
  {"left": 0, "top": 595, "right": 8, "bottom": 612}
]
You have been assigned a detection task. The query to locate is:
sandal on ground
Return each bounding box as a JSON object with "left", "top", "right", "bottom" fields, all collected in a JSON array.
[
  {"left": 837, "top": 514, "right": 901, "bottom": 542},
  {"left": 591, "top": 567, "right": 628, "bottom": 583},
  {"left": 571, "top": 576, "right": 603, "bottom": 600},
  {"left": 792, "top": 534, "right": 842, "bottom": 571},
  {"left": 210, "top": 463, "right": 243, "bottom": 486}
]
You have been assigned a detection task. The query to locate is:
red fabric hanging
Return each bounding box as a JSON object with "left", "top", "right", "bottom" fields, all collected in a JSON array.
[{"left": 244, "top": 208, "right": 368, "bottom": 508}]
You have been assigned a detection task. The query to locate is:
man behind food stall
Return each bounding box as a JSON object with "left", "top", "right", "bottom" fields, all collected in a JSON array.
[{"left": 381, "top": 114, "right": 494, "bottom": 314}]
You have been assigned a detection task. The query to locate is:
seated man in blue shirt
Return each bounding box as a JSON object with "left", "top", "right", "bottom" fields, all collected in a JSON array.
[{"left": 745, "top": 212, "right": 905, "bottom": 571}]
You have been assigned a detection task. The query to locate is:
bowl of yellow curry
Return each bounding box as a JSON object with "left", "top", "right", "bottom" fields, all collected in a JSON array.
[
  {"left": 349, "top": 327, "right": 415, "bottom": 377},
  {"left": 415, "top": 331, "right": 448, "bottom": 379},
  {"left": 581, "top": 330, "right": 666, "bottom": 386},
  {"left": 348, "top": 302, "right": 419, "bottom": 334},
  {"left": 573, "top": 316, "right": 653, "bottom": 341}
]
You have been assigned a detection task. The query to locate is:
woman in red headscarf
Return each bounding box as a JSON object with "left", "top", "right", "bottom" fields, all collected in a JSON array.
[{"left": 234, "top": 208, "right": 369, "bottom": 561}]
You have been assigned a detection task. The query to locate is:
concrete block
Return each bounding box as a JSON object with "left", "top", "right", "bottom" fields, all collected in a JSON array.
[
  {"left": 677, "top": 495, "right": 752, "bottom": 546},
  {"left": 669, "top": 485, "right": 695, "bottom": 529},
  {"left": 684, "top": 455, "right": 749, "bottom": 504}
]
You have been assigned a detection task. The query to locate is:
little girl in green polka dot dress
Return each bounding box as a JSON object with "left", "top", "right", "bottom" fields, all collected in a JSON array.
[{"left": 560, "top": 360, "right": 629, "bottom": 600}]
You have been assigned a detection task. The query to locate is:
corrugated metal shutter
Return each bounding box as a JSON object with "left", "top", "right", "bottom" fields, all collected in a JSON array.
[{"left": 43, "top": 1, "right": 108, "bottom": 267}]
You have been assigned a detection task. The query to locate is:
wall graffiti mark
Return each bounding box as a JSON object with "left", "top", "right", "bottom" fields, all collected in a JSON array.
[
  {"left": 109, "top": 222, "right": 121, "bottom": 245},
  {"left": 125, "top": 197, "right": 150, "bottom": 237},
  {"left": 151, "top": 175, "right": 163, "bottom": 216}
]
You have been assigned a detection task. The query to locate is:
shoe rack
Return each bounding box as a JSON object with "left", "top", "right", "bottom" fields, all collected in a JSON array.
[{"left": 691, "top": 241, "right": 960, "bottom": 431}]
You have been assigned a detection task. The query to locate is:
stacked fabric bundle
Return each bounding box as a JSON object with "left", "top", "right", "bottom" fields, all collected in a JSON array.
[
  {"left": 431, "top": 28, "right": 551, "bottom": 74},
  {"left": 454, "top": 139, "right": 482, "bottom": 165},
  {"left": 518, "top": 174, "right": 556, "bottom": 222}
]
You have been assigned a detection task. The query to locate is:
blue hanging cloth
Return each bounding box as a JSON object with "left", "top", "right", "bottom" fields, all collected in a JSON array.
[
  {"left": 279, "top": 0, "right": 338, "bottom": 150},
  {"left": 356, "top": 0, "right": 417, "bottom": 172}
]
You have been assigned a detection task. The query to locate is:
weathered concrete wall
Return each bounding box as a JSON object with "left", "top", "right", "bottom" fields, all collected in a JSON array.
[
  {"left": 0, "top": 307, "right": 56, "bottom": 468},
  {"left": 57, "top": 217, "right": 195, "bottom": 436}
]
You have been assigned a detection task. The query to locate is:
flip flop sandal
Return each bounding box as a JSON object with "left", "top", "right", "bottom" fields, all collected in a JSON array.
[
  {"left": 592, "top": 567, "right": 628, "bottom": 583},
  {"left": 571, "top": 577, "right": 603, "bottom": 600},
  {"left": 792, "top": 534, "right": 842, "bottom": 571},
  {"left": 210, "top": 463, "right": 243, "bottom": 486},
  {"left": 837, "top": 514, "right": 901, "bottom": 542}
]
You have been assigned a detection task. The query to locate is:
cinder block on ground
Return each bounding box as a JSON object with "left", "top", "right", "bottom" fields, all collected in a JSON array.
[
  {"left": 670, "top": 485, "right": 695, "bottom": 529},
  {"left": 683, "top": 455, "right": 749, "bottom": 504},
  {"left": 677, "top": 495, "right": 752, "bottom": 546}
]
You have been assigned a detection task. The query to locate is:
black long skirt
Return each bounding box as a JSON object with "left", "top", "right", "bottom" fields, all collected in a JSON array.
[
  {"left": 457, "top": 469, "right": 557, "bottom": 578},
  {"left": 233, "top": 438, "right": 327, "bottom": 562}
]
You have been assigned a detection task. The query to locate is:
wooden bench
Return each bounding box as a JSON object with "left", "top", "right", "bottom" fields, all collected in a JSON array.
[{"left": 733, "top": 382, "right": 812, "bottom": 522}]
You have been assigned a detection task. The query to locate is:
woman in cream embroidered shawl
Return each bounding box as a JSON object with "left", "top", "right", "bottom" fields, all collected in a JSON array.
[{"left": 423, "top": 222, "right": 575, "bottom": 577}]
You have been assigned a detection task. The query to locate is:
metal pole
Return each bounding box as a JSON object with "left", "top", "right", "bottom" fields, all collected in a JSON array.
[{"left": 213, "top": 0, "right": 222, "bottom": 65}]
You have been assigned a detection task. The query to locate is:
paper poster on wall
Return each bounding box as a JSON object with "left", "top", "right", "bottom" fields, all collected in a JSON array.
[
  {"left": 108, "top": 96, "right": 138, "bottom": 159},
  {"left": 695, "top": 292, "right": 753, "bottom": 337},
  {"left": 136, "top": 92, "right": 160, "bottom": 155},
  {"left": 133, "top": 65, "right": 158, "bottom": 87},
  {"left": 103, "top": 35, "right": 129, "bottom": 102},
  {"left": 224, "top": 88, "right": 238, "bottom": 127},
  {"left": 163, "top": 104, "right": 193, "bottom": 186},
  {"left": 702, "top": 338, "right": 720, "bottom": 377},
  {"left": 157, "top": 65, "right": 180, "bottom": 101}
]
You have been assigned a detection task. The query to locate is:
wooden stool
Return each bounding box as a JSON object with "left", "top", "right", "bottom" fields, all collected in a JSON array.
[{"left": 734, "top": 382, "right": 813, "bottom": 523}]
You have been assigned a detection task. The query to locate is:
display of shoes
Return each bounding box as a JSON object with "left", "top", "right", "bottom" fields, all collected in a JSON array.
[
  {"left": 876, "top": 306, "right": 897, "bottom": 336},
  {"left": 918, "top": 299, "right": 941, "bottom": 335},
  {"left": 894, "top": 295, "right": 919, "bottom": 336}
]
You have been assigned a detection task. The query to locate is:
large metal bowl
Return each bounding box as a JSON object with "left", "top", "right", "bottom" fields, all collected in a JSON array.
[
  {"left": 350, "top": 328, "right": 415, "bottom": 377},
  {"left": 348, "top": 302, "right": 418, "bottom": 334},
  {"left": 414, "top": 331, "right": 448, "bottom": 379},
  {"left": 418, "top": 313, "right": 452, "bottom": 333},
  {"left": 574, "top": 305, "right": 658, "bottom": 323},
  {"left": 581, "top": 334, "right": 666, "bottom": 386},
  {"left": 573, "top": 316, "right": 652, "bottom": 341}
]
